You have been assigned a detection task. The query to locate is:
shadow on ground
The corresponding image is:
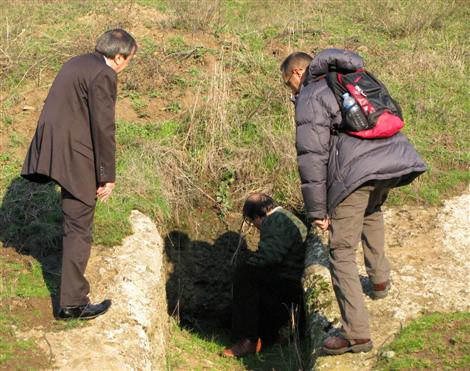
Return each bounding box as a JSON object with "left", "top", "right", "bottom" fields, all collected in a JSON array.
[
  {"left": 164, "top": 229, "right": 310, "bottom": 370},
  {"left": 0, "top": 176, "right": 62, "bottom": 313},
  {"left": 164, "top": 229, "right": 242, "bottom": 328}
]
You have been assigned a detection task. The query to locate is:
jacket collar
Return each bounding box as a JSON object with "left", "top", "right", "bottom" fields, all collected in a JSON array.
[
  {"left": 290, "top": 83, "right": 305, "bottom": 104},
  {"left": 92, "top": 51, "right": 106, "bottom": 63}
]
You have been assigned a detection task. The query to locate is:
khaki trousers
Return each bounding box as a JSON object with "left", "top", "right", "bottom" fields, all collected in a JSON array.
[
  {"left": 329, "top": 180, "right": 395, "bottom": 339},
  {"left": 60, "top": 188, "right": 95, "bottom": 307}
]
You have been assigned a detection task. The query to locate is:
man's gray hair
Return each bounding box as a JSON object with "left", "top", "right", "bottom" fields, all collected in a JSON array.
[
  {"left": 280, "top": 52, "right": 313, "bottom": 76},
  {"left": 95, "top": 29, "right": 137, "bottom": 59}
]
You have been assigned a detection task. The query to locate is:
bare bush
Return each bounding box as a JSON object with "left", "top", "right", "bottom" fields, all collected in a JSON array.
[{"left": 162, "top": 0, "right": 223, "bottom": 32}]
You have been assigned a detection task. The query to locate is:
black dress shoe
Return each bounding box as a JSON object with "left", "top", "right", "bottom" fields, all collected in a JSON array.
[{"left": 57, "top": 299, "right": 111, "bottom": 320}]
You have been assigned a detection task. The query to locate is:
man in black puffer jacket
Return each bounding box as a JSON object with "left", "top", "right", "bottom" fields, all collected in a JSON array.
[{"left": 280, "top": 49, "right": 427, "bottom": 355}]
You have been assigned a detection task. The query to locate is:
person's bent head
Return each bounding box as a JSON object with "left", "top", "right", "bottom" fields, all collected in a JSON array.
[
  {"left": 280, "top": 52, "right": 312, "bottom": 95},
  {"left": 243, "top": 193, "right": 277, "bottom": 229},
  {"left": 95, "top": 29, "right": 137, "bottom": 73}
]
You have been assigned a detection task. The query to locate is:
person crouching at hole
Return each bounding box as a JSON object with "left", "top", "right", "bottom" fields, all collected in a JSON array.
[{"left": 222, "top": 193, "right": 308, "bottom": 358}]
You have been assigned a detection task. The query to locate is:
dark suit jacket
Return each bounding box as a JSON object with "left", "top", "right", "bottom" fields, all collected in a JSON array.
[{"left": 21, "top": 52, "right": 117, "bottom": 206}]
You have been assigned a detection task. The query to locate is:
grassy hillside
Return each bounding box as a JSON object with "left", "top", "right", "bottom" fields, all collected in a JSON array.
[
  {"left": 0, "top": 0, "right": 468, "bottom": 248},
  {"left": 0, "top": 1, "right": 469, "bottom": 368},
  {"left": 0, "top": 0, "right": 470, "bottom": 250}
]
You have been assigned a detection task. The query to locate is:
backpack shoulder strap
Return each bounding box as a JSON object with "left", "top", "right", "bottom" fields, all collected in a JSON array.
[
  {"left": 325, "top": 72, "right": 347, "bottom": 134},
  {"left": 326, "top": 72, "right": 344, "bottom": 108}
]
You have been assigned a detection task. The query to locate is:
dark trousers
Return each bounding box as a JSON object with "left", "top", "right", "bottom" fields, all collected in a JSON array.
[
  {"left": 60, "top": 188, "right": 95, "bottom": 307},
  {"left": 231, "top": 263, "right": 304, "bottom": 343}
]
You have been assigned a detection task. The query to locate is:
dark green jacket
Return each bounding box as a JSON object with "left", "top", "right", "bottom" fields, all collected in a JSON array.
[{"left": 246, "top": 207, "right": 307, "bottom": 281}]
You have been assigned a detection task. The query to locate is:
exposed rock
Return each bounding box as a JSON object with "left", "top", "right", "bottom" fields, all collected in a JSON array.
[
  {"left": 381, "top": 350, "right": 395, "bottom": 359},
  {"left": 303, "top": 232, "right": 337, "bottom": 366},
  {"left": 307, "top": 186, "right": 470, "bottom": 370},
  {"left": 43, "top": 210, "right": 168, "bottom": 370},
  {"left": 13, "top": 185, "right": 469, "bottom": 370}
]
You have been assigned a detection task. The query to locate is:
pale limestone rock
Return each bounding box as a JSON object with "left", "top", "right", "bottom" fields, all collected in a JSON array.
[
  {"left": 44, "top": 210, "right": 168, "bottom": 371},
  {"left": 308, "top": 186, "right": 470, "bottom": 370}
]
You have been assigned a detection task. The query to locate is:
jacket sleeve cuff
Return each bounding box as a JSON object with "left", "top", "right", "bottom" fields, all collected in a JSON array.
[
  {"left": 98, "top": 165, "right": 115, "bottom": 184},
  {"left": 307, "top": 211, "right": 327, "bottom": 221}
]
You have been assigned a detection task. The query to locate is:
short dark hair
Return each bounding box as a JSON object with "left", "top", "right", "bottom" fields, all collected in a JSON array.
[
  {"left": 95, "top": 29, "right": 137, "bottom": 59},
  {"left": 280, "top": 52, "right": 313, "bottom": 76},
  {"left": 243, "top": 193, "right": 277, "bottom": 220}
]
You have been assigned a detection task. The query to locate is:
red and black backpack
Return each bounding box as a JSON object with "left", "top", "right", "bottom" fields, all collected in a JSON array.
[{"left": 326, "top": 69, "right": 404, "bottom": 139}]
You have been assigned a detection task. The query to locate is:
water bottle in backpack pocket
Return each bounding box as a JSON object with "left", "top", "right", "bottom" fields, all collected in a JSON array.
[
  {"left": 341, "top": 93, "right": 372, "bottom": 132},
  {"left": 327, "top": 70, "right": 405, "bottom": 139}
]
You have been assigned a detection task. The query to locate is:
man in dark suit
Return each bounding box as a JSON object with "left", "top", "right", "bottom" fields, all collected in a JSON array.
[{"left": 21, "top": 29, "right": 137, "bottom": 320}]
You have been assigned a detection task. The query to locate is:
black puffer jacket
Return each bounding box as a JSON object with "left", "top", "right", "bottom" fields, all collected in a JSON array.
[{"left": 294, "top": 49, "right": 427, "bottom": 220}]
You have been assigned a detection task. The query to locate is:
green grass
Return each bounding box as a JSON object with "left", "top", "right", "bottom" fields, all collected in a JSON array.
[
  {"left": 2, "top": 0, "right": 466, "bottom": 248},
  {"left": 0, "top": 257, "right": 51, "bottom": 298},
  {"left": 167, "top": 319, "right": 308, "bottom": 371},
  {"left": 93, "top": 119, "right": 172, "bottom": 245},
  {"left": 0, "top": 301, "right": 84, "bottom": 366},
  {"left": 167, "top": 321, "right": 243, "bottom": 370},
  {"left": 0, "top": 177, "right": 62, "bottom": 255},
  {"left": 0, "top": 332, "right": 36, "bottom": 365},
  {"left": 0, "top": 1, "right": 469, "bottom": 368},
  {"left": 129, "top": 92, "right": 149, "bottom": 115},
  {"left": 375, "top": 312, "right": 470, "bottom": 370},
  {"left": 0, "top": 2, "right": 105, "bottom": 91},
  {"left": 0, "top": 301, "right": 82, "bottom": 369}
]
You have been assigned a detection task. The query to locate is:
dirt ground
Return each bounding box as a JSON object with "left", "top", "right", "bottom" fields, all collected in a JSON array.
[
  {"left": 0, "top": 4, "right": 468, "bottom": 367},
  {"left": 314, "top": 185, "right": 470, "bottom": 370},
  {"left": 0, "top": 249, "right": 60, "bottom": 370},
  {"left": 1, "top": 187, "right": 469, "bottom": 370},
  {"left": 9, "top": 211, "right": 168, "bottom": 371},
  {"left": 0, "top": 295, "right": 53, "bottom": 370}
]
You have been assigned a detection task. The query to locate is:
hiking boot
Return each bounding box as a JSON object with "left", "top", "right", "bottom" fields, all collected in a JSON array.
[
  {"left": 221, "top": 338, "right": 262, "bottom": 358},
  {"left": 323, "top": 335, "right": 372, "bottom": 355},
  {"left": 372, "top": 280, "right": 391, "bottom": 299}
]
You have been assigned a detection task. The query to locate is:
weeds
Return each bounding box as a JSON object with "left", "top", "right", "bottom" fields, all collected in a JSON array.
[
  {"left": 157, "top": 0, "right": 223, "bottom": 33},
  {"left": 166, "top": 316, "right": 309, "bottom": 371},
  {"left": 163, "top": 102, "right": 181, "bottom": 113},
  {"left": 129, "top": 92, "right": 148, "bottom": 114},
  {"left": 2, "top": 116, "right": 12, "bottom": 126},
  {"left": 0, "top": 179, "right": 62, "bottom": 256},
  {"left": 0, "top": 2, "right": 469, "bottom": 367},
  {"left": 356, "top": 0, "right": 457, "bottom": 38},
  {"left": 375, "top": 312, "right": 470, "bottom": 370},
  {"left": 216, "top": 167, "right": 236, "bottom": 219},
  {"left": 0, "top": 258, "right": 52, "bottom": 298},
  {"left": 2, "top": 1, "right": 465, "bottom": 248}
]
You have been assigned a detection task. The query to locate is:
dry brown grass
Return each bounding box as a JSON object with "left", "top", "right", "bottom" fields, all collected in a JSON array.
[{"left": 1, "top": 0, "right": 468, "bottom": 244}]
